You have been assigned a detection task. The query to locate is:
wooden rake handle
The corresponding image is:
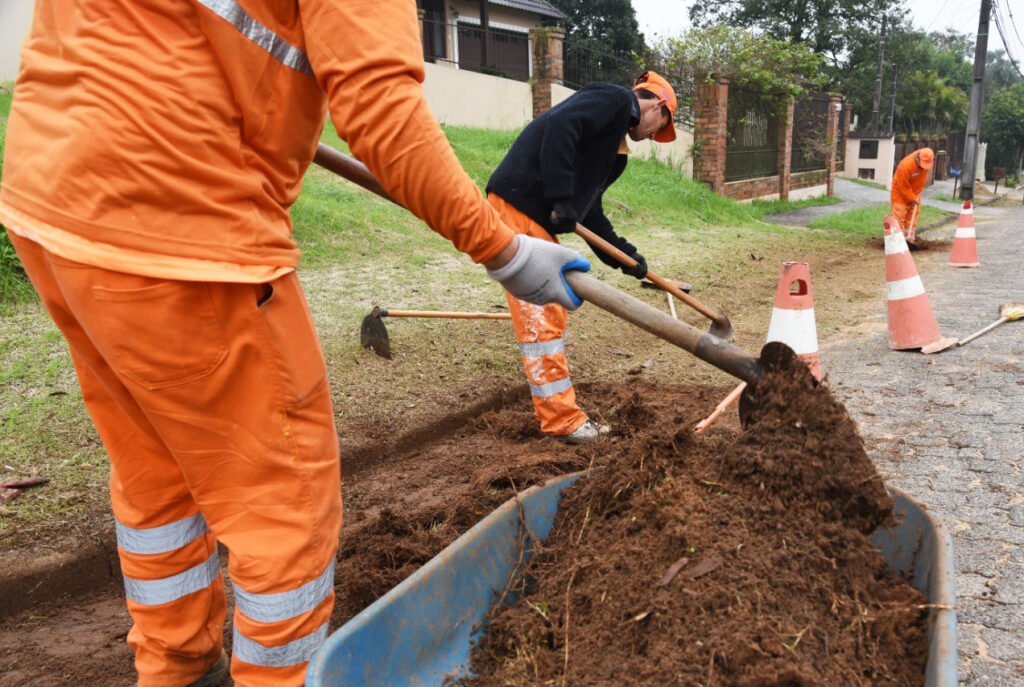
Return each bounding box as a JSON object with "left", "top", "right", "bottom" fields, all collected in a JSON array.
[
  {"left": 380, "top": 310, "right": 511, "bottom": 319},
  {"left": 572, "top": 224, "right": 722, "bottom": 324}
]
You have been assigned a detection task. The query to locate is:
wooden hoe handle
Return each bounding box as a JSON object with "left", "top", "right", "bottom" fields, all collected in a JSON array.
[{"left": 572, "top": 224, "right": 721, "bottom": 323}]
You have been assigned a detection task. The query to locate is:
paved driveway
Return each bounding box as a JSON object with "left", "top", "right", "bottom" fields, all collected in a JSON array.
[
  {"left": 821, "top": 200, "right": 1024, "bottom": 684},
  {"left": 764, "top": 177, "right": 1005, "bottom": 226}
]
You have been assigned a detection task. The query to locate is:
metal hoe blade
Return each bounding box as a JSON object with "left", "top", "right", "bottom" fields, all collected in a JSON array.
[
  {"left": 708, "top": 314, "right": 734, "bottom": 342},
  {"left": 360, "top": 306, "right": 393, "bottom": 359}
]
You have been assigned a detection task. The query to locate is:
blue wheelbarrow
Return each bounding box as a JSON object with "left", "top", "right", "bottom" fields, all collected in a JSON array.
[{"left": 307, "top": 471, "right": 957, "bottom": 686}]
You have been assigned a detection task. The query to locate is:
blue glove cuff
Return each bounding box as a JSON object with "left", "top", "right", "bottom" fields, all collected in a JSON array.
[{"left": 559, "top": 257, "right": 591, "bottom": 308}]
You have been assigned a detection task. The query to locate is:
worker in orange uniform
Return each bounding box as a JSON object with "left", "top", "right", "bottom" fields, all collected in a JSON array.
[
  {"left": 890, "top": 147, "right": 935, "bottom": 249},
  {"left": 0, "top": 1, "right": 590, "bottom": 685},
  {"left": 486, "top": 72, "right": 677, "bottom": 444}
]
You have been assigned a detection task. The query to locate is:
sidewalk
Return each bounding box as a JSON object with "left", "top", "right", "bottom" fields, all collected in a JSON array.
[
  {"left": 821, "top": 201, "right": 1024, "bottom": 683},
  {"left": 764, "top": 176, "right": 1004, "bottom": 227}
]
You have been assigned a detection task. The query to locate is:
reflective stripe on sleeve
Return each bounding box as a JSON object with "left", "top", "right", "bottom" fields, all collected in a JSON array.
[
  {"left": 232, "top": 559, "right": 335, "bottom": 624},
  {"left": 115, "top": 512, "right": 210, "bottom": 555},
  {"left": 887, "top": 275, "right": 926, "bottom": 301},
  {"left": 194, "top": 0, "right": 313, "bottom": 75},
  {"left": 519, "top": 339, "right": 565, "bottom": 357},
  {"left": 232, "top": 622, "right": 329, "bottom": 668},
  {"left": 530, "top": 376, "right": 573, "bottom": 398},
  {"left": 123, "top": 552, "right": 221, "bottom": 606}
]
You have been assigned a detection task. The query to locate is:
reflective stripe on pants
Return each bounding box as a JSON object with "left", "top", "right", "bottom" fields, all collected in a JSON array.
[
  {"left": 10, "top": 232, "right": 342, "bottom": 687},
  {"left": 487, "top": 195, "right": 588, "bottom": 437}
]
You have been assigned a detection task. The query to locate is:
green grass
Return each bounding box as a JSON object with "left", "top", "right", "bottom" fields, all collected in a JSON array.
[
  {"left": 807, "top": 203, "right": 952, "bottom": 237},
  {"left": 932, "top": 194, "right": 962, "bottom": 204},
  {"left": 846, "top": 177, "right": 887, "bottom": 190},
  {"left": 748, "top": 194, "right": 842, "bottom": 218},
  {"left": 0, "top": 83, "right": 34, "bottom": 304}
]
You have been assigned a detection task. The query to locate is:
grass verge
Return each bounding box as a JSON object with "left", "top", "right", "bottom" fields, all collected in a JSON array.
[{"left": 807, "top": 203, "right": 951, "bottom": 237}]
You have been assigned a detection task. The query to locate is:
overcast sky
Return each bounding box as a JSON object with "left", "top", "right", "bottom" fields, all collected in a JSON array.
[{"left": 630, "top": 0, "right": 1015, "bottom": 56}]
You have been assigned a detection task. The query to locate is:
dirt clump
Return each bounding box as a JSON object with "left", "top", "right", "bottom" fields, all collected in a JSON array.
[
  {"left": 466, "top": 357, "right": 928, "bottom": 685},
  {"left": 865, "top": 236, "right": 950, "bottom": 252}
]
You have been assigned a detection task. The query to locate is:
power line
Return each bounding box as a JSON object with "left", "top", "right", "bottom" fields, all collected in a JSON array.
[
  {"left": 997, "top": 0, "right": 1024, "bottom": 57},
  {"left": 991, "top": 0, "right": 1024, "bottom": 79}
]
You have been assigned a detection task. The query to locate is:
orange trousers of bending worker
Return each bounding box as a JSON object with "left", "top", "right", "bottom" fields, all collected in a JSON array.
[
  {"left": 488, "top": 194, "right": 590, "bottom": 437},
  {"left": 891, "top": 147, "right": 935, "bottom": 243},
  {"left": 8, "top": 232, "right": 341, "bottom": 687}
]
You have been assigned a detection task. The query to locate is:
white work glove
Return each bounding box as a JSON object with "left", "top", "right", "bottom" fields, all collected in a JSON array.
[{"left": 486, "top": 235, "right": 590, "bottom": 310}]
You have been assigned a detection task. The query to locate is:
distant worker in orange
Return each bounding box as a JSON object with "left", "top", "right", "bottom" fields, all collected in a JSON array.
[
  {"left": 890, "top": 148, "right": 935, "bottom": 249},
  {"left": 486, "top": 72, "right": 678, "bottom": 444},
  {"left": 0, "top": 1, "right": 589, "bottom": 686}
]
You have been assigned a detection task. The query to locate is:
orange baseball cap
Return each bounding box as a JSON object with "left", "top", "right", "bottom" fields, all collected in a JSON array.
[
  {"left": 917, "top": 148, "right": 934, "bottom": 169},
  {"left": 633, "top": 71, "right": 677, "bottom": 143}
]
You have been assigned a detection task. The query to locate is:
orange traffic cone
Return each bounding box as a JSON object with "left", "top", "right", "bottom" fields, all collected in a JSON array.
[
  {"left": 695, "top": 261, "right": 821, "bottom": 434},
  {"left": 765, "top": 261, "right": 821, "bottom": 379},
  {"left": 884, "top": 215, "right": 957, "bottom": 354},
  {"left": 948, "top": 200, "right": 980, "bottom": 267}
]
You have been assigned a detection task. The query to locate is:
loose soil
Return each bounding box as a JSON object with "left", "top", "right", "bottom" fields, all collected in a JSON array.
[
  {"left": 865, "top": 236, "right": 951, "bottom": 252},
  {"left": 0, "top": 383, "right": 728, "bottom": 686},
  {"left": 1, "top": 375, "right": 929, "bottom": 685},
  {"left": 466, "top": 353, "right": 928, "bottom": 685}
]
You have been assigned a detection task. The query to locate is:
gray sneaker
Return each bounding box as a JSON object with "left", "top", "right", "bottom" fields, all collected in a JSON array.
[{"left": 556, "top": 419, "right": 611, "bottom": 445}]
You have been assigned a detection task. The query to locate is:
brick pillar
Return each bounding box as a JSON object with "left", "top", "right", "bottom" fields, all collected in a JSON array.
[
  {"left": 935, "top": 150, "right": 948, "bottom": 180},
  {"left": 777, "top": 97, "right": 794, "bottom": 201},
  {"left": 826, "top": 93, "right": 842, "bottom": 197},
  {"left": 530, "top": 27, "right": 565, "bottom": 117},
  {"left": 694, "top": 75, "right": 729, "bottom": 193}
]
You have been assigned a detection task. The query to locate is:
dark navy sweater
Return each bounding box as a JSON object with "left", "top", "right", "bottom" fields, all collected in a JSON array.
[{"left": 486, "top": 83, "right": 642, "bottom": 268}]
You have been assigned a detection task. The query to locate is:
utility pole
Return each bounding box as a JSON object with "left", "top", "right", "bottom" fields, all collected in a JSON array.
[
  {"left": 961, "top": 0, "right": 991, "bottom": 201},
  {"left": 886, "top": 64, "right": 898, "bottom": 132},
  {"left": 870, "top": 14, "right": 887, "bottom": 131}
]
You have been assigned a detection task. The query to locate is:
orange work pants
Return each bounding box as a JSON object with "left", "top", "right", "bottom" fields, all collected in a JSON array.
[
  {"left": 486, "top": 195, "right": 589, "bottom": 437},
  {"left": 9, "top": 232, "right": 341, "bottom": 687},
  {"left": 891, "top": 202, "right": 919, "bottom": 243}
]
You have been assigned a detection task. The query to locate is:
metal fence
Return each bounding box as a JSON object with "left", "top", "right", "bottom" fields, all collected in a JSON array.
[
  {"left": 791, "top": 94, "right": 829, "bottom": 173},
  {"left": 725, "top": 88, "right": 779, "bottom": 182},
  {"left": 562, "top": 40, "right": 636, "bottom": 90},
  {"left": 421, "top": 18, "right": 531, "bottom": 82}
]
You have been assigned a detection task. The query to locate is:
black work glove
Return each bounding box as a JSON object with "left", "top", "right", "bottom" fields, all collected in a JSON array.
[
  {"left": 549, "top": 199, "right": 578, "bottom": 233},
  {"left": 623, "top": 252, "right": 648, "bottom": 280}
]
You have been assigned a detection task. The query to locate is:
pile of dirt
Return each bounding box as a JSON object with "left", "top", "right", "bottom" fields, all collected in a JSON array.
[
  {"left": 329, "top": 384, "right": 729, "bottom": 627},
  {"left": 865, "top": 235, "right": 951, "bottom": 252},
  {"left": 465, "top": 356, "right": 928, "bottom": 685}
]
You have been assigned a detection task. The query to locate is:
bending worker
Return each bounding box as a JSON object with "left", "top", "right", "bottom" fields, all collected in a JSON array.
[
  {"left": 891, "top": 147, "right": 935, "bottom": 248},
  {"left": 486, "top": 71, "right": 677, "bottom": 444},
  {"left": 0, "top": 2, "right": 588, "bottom": 686}
]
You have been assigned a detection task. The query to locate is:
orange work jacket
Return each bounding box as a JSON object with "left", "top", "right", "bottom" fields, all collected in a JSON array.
[
  {"left": 890, "top": 153, "right": 929, "bottom": 208},
  {"left": 0, "top": 0, "right": 513, "bottom": 279}
]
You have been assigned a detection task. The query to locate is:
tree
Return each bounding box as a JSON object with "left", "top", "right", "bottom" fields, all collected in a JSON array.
[
  {"left": 896, "top": 70, "right": 968, "bottom": 134},
  {"left": 648, "top": 25, "right": 826, "bottom": 100},
  {"left": 982, "top": 83, "right": 1024, "bottom": 179},
  {"left": 689, "top": 0, "right": 904, "bottom": 70},
  {"left": 547, "top": 0, "right": 646, "bottom": 87}
]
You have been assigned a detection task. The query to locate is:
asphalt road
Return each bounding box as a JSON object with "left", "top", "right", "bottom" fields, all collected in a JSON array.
[{"left": 821, "top": 197, "right": 1024, "bottom": 684}]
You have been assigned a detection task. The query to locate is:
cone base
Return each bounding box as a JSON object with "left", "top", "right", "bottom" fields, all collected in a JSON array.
[
  {"left": 947, "top": 261, "right": 980, "bottom": 268},
  {"left": 921, "top": 336, "right": 958, "bottom": 354}
]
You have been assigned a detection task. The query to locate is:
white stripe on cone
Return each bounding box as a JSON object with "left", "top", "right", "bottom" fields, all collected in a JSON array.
[
  {"left": 886, "top": 275, "right": 927, "bottom": 301},
  {"left": 954, "top": 226, "right": 976, "bottom": 239},
  {"left": 766, "top": 308, "right": 819, "bottom": 355}
]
